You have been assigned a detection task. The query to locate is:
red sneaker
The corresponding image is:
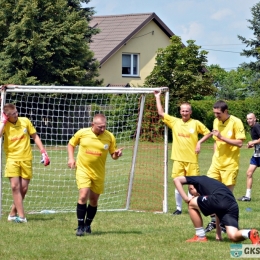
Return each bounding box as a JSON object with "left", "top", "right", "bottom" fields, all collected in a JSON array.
[
  {"left": 186, "top": 235, "right": 208, "bottom": 242},
  {"left": 250, "top": 229, "right": 260, "bottom": 244}
]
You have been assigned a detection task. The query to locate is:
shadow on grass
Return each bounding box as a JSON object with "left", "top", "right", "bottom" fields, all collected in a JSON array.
[
  {"left": 26, "top": 216, "right": 56, "bottom": 221},
  {"left": 90, "top": 230, "right": 143, "bottom": 236}
]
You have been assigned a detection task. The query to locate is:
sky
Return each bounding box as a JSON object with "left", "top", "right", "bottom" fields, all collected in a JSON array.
[{"left": 86, "top": 0, "right": 260, "bottom": 71}]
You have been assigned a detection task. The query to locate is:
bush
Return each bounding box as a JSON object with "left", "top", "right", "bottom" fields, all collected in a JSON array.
[{"left": 190, "top": 98, "right": 260, "bottom": 133}]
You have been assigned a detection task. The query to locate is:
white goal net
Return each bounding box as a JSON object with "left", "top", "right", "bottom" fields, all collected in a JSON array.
[{"left": 0, "top": 85, "right": 169, "bottom": 215}]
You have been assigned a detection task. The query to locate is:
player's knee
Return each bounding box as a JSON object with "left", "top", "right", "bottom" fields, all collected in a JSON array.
[
  {"left": 11, "top": 184, "right": 20, "bottom": 192},
  {"left": 89, "top": 198, "right": 98, "bottom": 206},
  {"left": 21, "top": 186, "right": 28, "bottom": 196},
  {"left": 246, "top": 171, "right": 253, "bottom": 178},
  {"left": 227, "top": 232, "right": 237, "bottom": 241},
  {"left": 78, "top": 194, "right": 88, "bottom": 204}
]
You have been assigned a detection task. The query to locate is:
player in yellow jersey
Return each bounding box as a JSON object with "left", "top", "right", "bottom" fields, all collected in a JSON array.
[
  {"left": 67, "top": 114, "right": 123, "bottom": 236},
  {"left": 154, "top": 91, "right": 212, "bottom": 215},
  {"left": 0, "top": 103, "right": 50, "bottom": 223},
  {"left": 205, "top": 100, "right": 245, "bottom": 233}
]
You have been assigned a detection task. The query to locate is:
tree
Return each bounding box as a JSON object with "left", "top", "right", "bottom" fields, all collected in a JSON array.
[
  {"left": 207, "top": 64, "right": 259, "bottom": 100},
  {"left": 238, "top": 2, "right": 260, "bottom": 71},
  {"left": 144, "top": 36, "right": 216, "bottom": 112},
  {"left": 237, "top": 2, "right": 260, "bottom": 95},
  {"left": 0, "top": 0, "right": 102, "bottom": 86}
]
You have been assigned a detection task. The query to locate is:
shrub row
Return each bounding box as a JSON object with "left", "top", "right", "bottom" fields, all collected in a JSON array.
[{"left": 190, "top": 97, "right": 260, "bottom": 133}]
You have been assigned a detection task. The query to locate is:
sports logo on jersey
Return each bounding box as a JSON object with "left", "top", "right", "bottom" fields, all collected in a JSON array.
[
  {"left": 104, "top": 144, "right": 109, "bottom": 150},
  {"left": 86, "top": 150, "right": 102, "bottom": 156},
  {"left": 23, "top": 128, "right": 27, "bottom": 134},
  {"left": 202, "top": 196, "right": 208, "bottom": 201},
  {"left": 189, "top": 128, "right": 195, "bottom": 134},
  {"left": 227, "top": 130, "right": 232, "bottom": 137}
]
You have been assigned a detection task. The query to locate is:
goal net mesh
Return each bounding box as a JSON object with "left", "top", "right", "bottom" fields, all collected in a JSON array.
[{"left": 1, "top": 86, "right": 168, "bottom": 214}]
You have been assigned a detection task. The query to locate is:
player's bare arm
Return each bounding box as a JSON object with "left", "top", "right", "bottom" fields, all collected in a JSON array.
[
  {"left": 154, "top": 91, "right": 165, "bottom": 117},
  {"left": 248, "top": 138, "right": 260, "bottom": 148},
  {"left": 173, "top": 177, "right": 190, "bottom": 203},
  {"left": 67, "top": 143, "right": 76, "bottom": 168},
  {"left": 215, "top": 216, "right": 223, "bottom": 241},
  {"left": 212, "top": 130, "right": 244, "bottom": 148},
  {"left": 0, "top": 112, "right": 8, "bottom": 137},
  {"left": 32, "top": 133, "right": 50, "bottom": 166},
  {"left": 195, "top": 132, "right": 213, "bottom": 154},
  {"left": 31, "top": 133, "right": 44, "bottom": 151}
]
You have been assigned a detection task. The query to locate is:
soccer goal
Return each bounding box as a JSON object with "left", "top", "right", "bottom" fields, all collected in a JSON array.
[{"left": 0, "top": 85, "right": 169, "bottom": 216}]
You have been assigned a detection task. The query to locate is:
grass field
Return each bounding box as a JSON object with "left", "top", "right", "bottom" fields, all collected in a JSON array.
[{"left": 1, "top": 143, "right": 260, "bottom": 259}]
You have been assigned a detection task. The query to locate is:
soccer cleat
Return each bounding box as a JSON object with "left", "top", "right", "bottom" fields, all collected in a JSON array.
[
  {"left": 237, "top": 196, "right": 251, "bottom": 202},
  {"left": 186, "top": 235, "right": 208, "bottom": 242},
  {"left": 85, "top": 225, "right": 92, "bottom": 234},
  {"left": 172, "top": 209, "right": 182, "bottom": 215},
  {"left": 7, "top": 215, "right": 17, "bottom": 222},
  {"left": 75, "top": 226, "right": 85, "bottom": 236},
  {"left": 205, "top": 221, "right": 216, "bottom": 233},
  {"left": 249, "top": 229, "right": 260, "bottom": 244},
  {"left": 14, "top": 217, "right": 27, "bottom": 223}
]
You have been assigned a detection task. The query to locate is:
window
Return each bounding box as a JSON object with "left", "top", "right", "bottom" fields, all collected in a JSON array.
[{"left": 122, "top": 54, "right": 139, "bottom": 76}]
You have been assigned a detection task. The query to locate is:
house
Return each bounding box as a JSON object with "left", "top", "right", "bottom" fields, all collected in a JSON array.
[{"left": 89, "top": 13, "right": 174, "bottom": 87}]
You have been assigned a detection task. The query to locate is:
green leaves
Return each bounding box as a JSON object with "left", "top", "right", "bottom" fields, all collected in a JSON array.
[
  {"left": 207, "top": 64, "right": 260, "bottom": 99},
  {"left": 238, "top": 2, "right": 260, "bottom": 71},
  {"left": 0, "top": 0, "right": 101, "bottom": 86},
  {"left": 145, "top": 36, "right": 216, "bottom": 114}
]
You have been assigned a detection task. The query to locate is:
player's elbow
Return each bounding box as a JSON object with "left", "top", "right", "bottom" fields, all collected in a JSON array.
[
  {"left": 157, "top": 112, "right": 164, "bottom": 118},
  {"left": 173, "top": 178, "right": 180, "bottom": 187}
]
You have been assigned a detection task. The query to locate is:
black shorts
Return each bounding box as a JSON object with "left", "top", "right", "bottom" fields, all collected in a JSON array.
[{"left": 197, "top": 190, "right": 239, "bottom": 228}]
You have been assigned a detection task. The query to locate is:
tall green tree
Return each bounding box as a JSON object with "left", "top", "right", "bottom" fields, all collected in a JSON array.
[
  {"left": 0, "top": 0, "right": 101, "bottom": 86},
  {"left": 238, "top": 2, "right": 260, "bottom": 71},
  {"left": 207, "top": 65, "right": 257, "bottom": 100},
  {"left": 237, "top": 2, "right": 260, "bottom": 95},
  {"left": 144, "top": 36, "right": 216, "bottom": 111}
]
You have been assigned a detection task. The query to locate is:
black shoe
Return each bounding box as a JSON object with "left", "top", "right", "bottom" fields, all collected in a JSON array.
[
  {"left": 205, "top": 221, "right": 216, "bottom": 233},
  {"left": 237, "top": 196, "right": 251, "bottom": 201},
  {"left": 172, "top": 209, "right": 182, "bottom": 215},
  {"left": 85, "top": 225, "right": 92, "bottom": 234},
  {"left": 75, "top": 226, "right": 85, "bottom": 236}
]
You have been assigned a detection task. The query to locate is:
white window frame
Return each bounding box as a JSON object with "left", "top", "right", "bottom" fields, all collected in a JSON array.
[{"left": 122, "top": 53, "right": 139, "bottom": 77}]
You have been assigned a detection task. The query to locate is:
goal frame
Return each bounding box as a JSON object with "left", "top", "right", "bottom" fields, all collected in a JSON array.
[{"left": 0, "top": 85, "right": 169, "bottom": 216}]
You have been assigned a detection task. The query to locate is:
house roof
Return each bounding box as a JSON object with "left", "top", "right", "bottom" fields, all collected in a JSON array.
[{"left": 89, "top": 13, "right": 174, "bottom": 66}]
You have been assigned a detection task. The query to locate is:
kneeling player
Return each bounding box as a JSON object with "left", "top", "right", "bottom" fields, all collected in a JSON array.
[{"left": 174, "top": 175, "right": 260, "bottom": 243}]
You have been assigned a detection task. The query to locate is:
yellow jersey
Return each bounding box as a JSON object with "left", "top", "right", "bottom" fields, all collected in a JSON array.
[
  {"left": 3, "top": 117, "right": 36, "bottom": 160},
  {"left": 163, "top": 114, "right": 210, "bottom": 163},
  {"left": 69, "top": 128, "right": 117, "bottom": 180},
  {"left": 212, "top": 115, "right": 245, "bottom": 168}
]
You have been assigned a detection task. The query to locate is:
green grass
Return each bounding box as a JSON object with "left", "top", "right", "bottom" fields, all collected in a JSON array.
[{"left": 1, "top": 144, "right": 260, "bottom": 259}]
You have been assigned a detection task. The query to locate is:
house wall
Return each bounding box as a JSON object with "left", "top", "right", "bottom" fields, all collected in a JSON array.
[{"left": 98, "top": 20, "right": 171, "bottom": 86}]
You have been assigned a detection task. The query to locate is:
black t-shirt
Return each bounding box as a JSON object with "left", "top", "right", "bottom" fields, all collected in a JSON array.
[
  {"left": 185, "top": 175, "right": 234, "bottom": 197},
  {"left": 250, "top": 123, "right": 260, "bottom": 157},
  {"left": 250, "top": 123, "right": 260, "bottom": 140}
]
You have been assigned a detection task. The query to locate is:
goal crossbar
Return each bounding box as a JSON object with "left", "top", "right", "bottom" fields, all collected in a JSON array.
[{"left": 3, "top": 85, "right": 169, "bottom": 94}]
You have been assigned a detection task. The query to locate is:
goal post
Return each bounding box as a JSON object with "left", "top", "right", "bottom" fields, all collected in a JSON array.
[{"left": 0, "top": 85, "right": 169, "bottom": 216}]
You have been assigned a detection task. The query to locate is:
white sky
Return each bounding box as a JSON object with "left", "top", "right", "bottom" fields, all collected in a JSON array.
[{"left": 86, "top": 0, "right": 260, "bottom": 70}]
